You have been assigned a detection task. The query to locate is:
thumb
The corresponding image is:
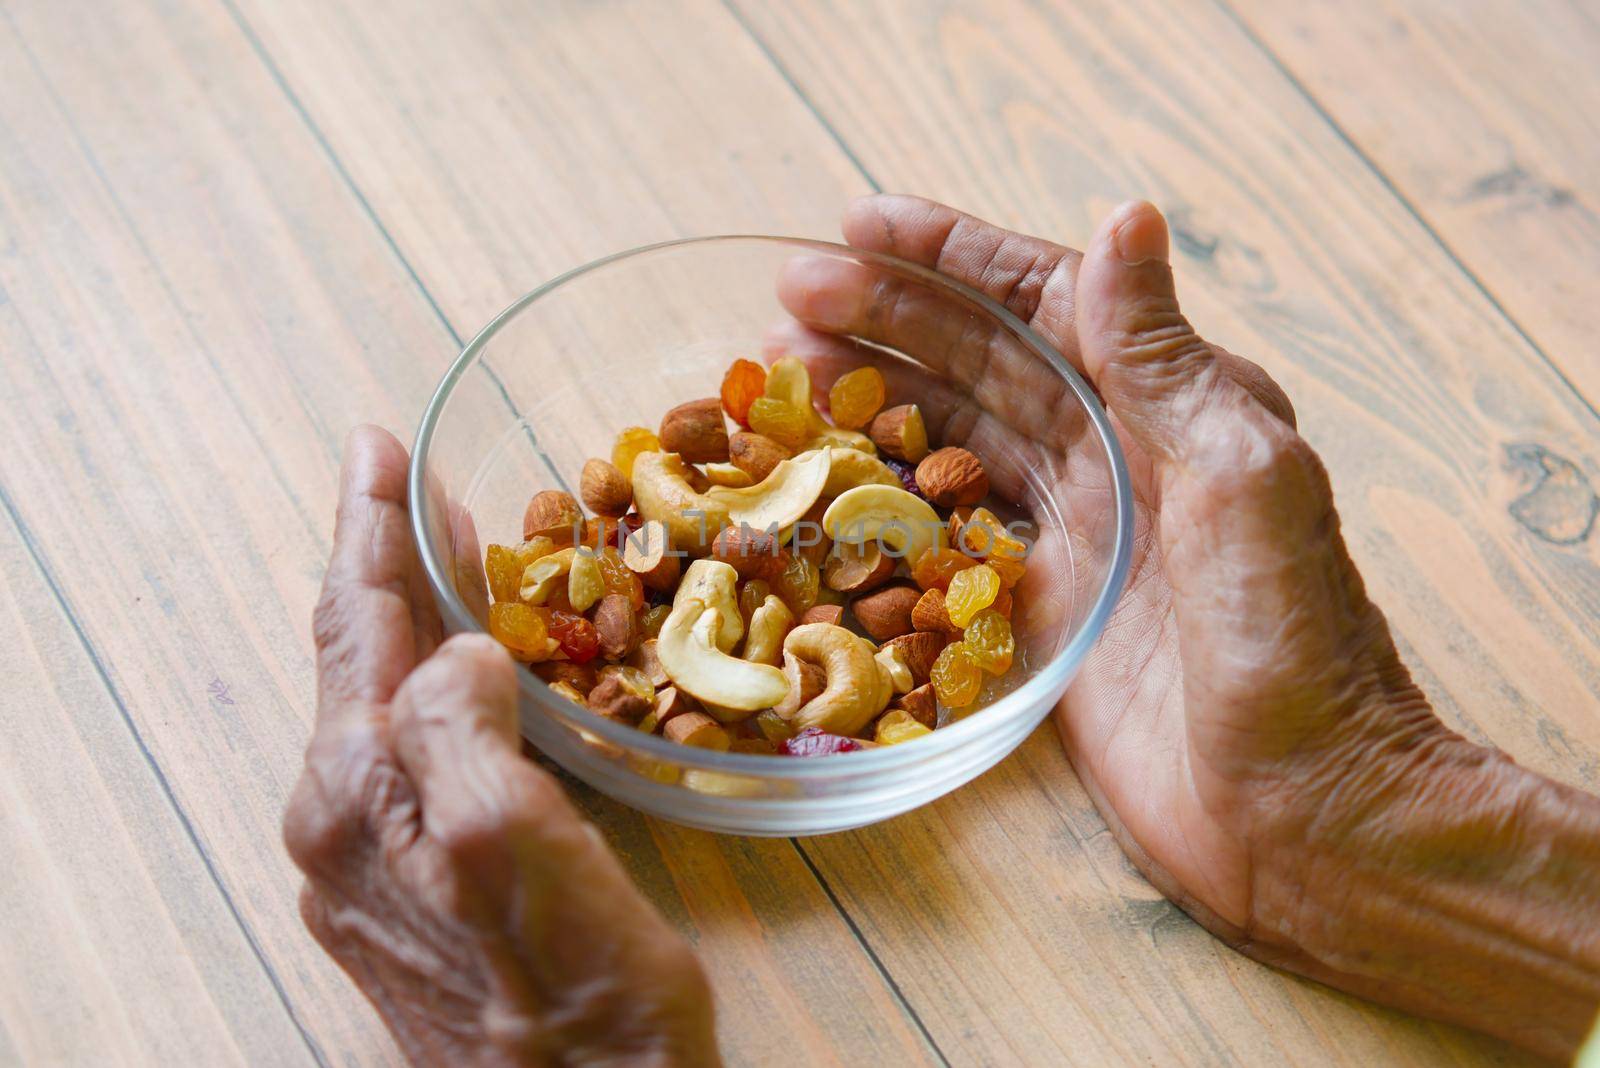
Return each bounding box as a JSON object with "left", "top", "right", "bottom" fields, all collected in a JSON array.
[{"left": 1075, "top": 201, "right": 1233, "bottom": 463}]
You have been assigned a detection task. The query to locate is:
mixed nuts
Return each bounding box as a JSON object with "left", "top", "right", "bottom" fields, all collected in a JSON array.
[{"left": 481, "top": 355, "right": 1030, "bottom": 756}]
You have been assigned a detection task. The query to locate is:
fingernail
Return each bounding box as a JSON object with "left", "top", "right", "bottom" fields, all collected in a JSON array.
[{"left": 1111, "top": 202, "right": 1168, "bottom": 267}]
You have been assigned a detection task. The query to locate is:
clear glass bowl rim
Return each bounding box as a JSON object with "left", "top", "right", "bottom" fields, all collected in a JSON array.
[{"left": 409, "top": 234, "right": 1135, "bottom": 779}]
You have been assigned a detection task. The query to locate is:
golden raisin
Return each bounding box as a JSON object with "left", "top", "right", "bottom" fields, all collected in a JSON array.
[
  {"left": 488, "top": 602, "right": 551, "bottom": 660},
  {"left": 738, "top": 578, "right": 772, "bottom": 626},
  {"left": 773, "top": 554, "right": 819, "bottom": 614},
  {"left": 945, "top": 564, "right": 1000, "bottom": 627},
  {"left": 640, "top": 604, "right": 671, "bottom": 639},
  {"left": 960, "top": 507, "right": 1027, "bottom": 587},
  {"left": 827, "top": 366, "right": 886, "bottom": 430},
  {"left": 485, "top": 538, "right": 555, "bottom": 602},
  {"left": 720, "top": 359, "right": 768, "bottom": 427},
  {"left": 874, "top": 708, "right": 934, "bottom": 745},
  {"left": 611, "top": 426, "right": 660, "bottom": 479},
  {"left": 963, "top": 609, "right": 1014, "bottom": 675},
  {"left": 910, "top": 546, "right": 979, "bottom": 591},
  {"left": 596, "top": 546, "right": 645, "bottom": 609},
  {"left": 747, "top": 397, "right": 810, "bottom": 450},
  {"left": 930, "top": 641, "right": 982, "bottom": 707}
]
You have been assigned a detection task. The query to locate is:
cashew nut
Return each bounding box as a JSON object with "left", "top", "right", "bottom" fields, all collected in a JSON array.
[
  {"left": 705, "top": 447, "right": 832, "bottom": 534},
  {"left": 874, "top": 643, "right": 915, "bottom": 695},
  {"left": 656, "top": 560, "right": 789, "bottom": 711},
  {"left": 781, "top": 622, "right": 893, "bottom": 735},
  {"left": 519, "top": 546, "right": 576, "bottom": 604},
  {"left": 765, "top": 357, "right": 875, "bottom": 454},
  {"left": 797, "top": 447, "right": 900, "bottom": 497},
  {"left": 743, "top": 594, "right": 794, "bottom": 666},
  {"left": 821, "top": 484, "right": 944, "bottom": 569},
  {"left": 630, "top": 450, "right": 729, "bottom": 554}
]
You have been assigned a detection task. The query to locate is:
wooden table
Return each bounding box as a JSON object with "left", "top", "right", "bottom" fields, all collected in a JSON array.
[{"left": 3, "top": 1, "right": 1596, "bottom": 1063}]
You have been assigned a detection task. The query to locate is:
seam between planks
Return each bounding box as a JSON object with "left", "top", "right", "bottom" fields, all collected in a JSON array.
[
  {"left": 1213, "top": 0, "right": 1600, "bottom": 429},
  {"left": 0, "top": 479, "right": 329, "bottom": 1068}
]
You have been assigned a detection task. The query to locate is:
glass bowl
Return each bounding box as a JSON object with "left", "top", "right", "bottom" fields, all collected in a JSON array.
[{"left": 410, "top": 236, "right": 1133, "bottom": 836}]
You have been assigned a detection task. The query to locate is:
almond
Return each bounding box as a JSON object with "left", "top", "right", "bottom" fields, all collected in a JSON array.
[
  {"left": 623, "top": 519, "right": 681, "bottom": 592},
  {"left": 522, "top": 489, "right": 583, "bottom": 540},
  {"left": 896, "top": 684, "right": 937, "bottom": 729},
  {"left": 911, "top": 588, "right": 962, "bottom": 635},
  {"left": 711, "top": 526, "right": 792, "bottom": 582},
  {"left": 728, "top": 431, "right": 789, "bottom": 482},
  {"left": 533, "top": 660, "right": 598, "bottom": 697},
  {"left": 592, "top": 594, "right": 639, "bottom": 660},
  {"left": 851, "top": 584, "right": 920, "bottom": 641},
  {"left": 774, "top": 657, "right": 828, "bottom": 719},
  {"left": 579, "top": 458, "right": 632, "bottom": 517},
  {"left": 664, "top": 711, "right": 731, "bottom": 750},
  {"left": 823, "top": 540, "right": 896, "bottom": 593},
  {"left": 659, "top": 398, "right": 730, "bottom": 463},
  {"left": 586, "top": 674, "right": 651, "bottom": 725},
  {"left": 800, "top": 604, "right": 844, "bottom": 627},
  {"left": 915, "top": 447, "right": 989, "bottom": 507},
  {"left": 869, "top": 404, "right": 930, "bottom": 462},
  {"left": 883, "top": 631, "right": 947, "bottom": 687}
]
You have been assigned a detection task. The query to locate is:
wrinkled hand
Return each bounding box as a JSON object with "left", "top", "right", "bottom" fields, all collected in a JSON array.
[
  {"left": 778, "top": 196, "right": 1600, "bottom": 1057},
  {"left": 284, "top": 427, "right": 717, "bottom": 1067}
]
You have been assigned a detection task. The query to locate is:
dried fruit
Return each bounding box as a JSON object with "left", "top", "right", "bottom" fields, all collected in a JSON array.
[
  {"left": 720, "top": 358, "right": 768, "bottom": 427},
  {"left": 523, "top": 489, "right": 584, "bottom": 540},
  {"left": 869, "top": 404, "right": 930, "bottom": 462},
  {"left": 486, "top": 538, "right": 555, "bottom": 603},
  {"left": 747, "top": 396, "right": 809, "bottom": 450},
  {"left": 598, "top": 664, "right": 656, "bottom": 703},
  {"left": 595, "top": 546, "right": 645, "bottom": 609},
  {"left": 659, "top": 398, "right": 730, "bottom": 463},
  {"left": 592, "top": 594, "right": 639, "bottom": 660},
  {"left": 738, "top": 579, "right": 771, "bottom": 626},
  {"left": 827, "top": 366, "right": 886, "bottom": 429},
  {"left": 773, "top": 553, "right": 819, "bottom": 615},
  {"left": 915, "top": 447, "right": 989, "bottom": 507},
  {"left": 580, "top": 458, "right": 633, "bottom": 517},
  {"left": 963, "top": 609, "right": 1014, "bottom": 675},
  {"left": 959, "top": 507, "right": 1028, "bottom": 587},
  {"left": 990, "top": 586, "right": 1013, "bottom": 619},
  {"left": 883, "top": 457, "right": 924, "bottom": 498},
  {"left": 755, "top": 707, "right": 796, "bottom": 743},
  {"left": 547, "top": 610, "right": 600, "bottom": 664},
  {"left": 874, "top": 708, "right": 932, "bottom": 746},
  {"left": 728, "top": 431, "right": 790, "bottom": 483},
  {"left": 611, "top": 426, "right": 660, "bottom": 478},
  {"left": 945, "top": 564, "right": 1000, "bottom": 627},
  {"left": 930, "top": 641, "right": 983, "bottom": 707},
  {"left": 910, "top": 547, "right": 978, "bottom": 591},
  {"left": 640, "top": 603, "right": 671, "bottom": 639},
  {"left": 779, "top": 727, "right": 863, "bottom": 756},
  {"left": 911, "top": 587, "right": 961, "bottom": 635},
  {"left": 488, "top": 602, "right": 553, "bottom": 660},
  {"left": 851, "top": 584, "right": 921, "bottom": 642}
]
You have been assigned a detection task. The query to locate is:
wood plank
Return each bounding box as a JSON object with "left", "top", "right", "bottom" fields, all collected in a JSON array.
[
  {"left": 0, "top": 0, "right": 930, "bottom": 1063},
  {"left": 1228, "top": 0, "right": 1600, "bottom": 406},
  {"left": 0, "top": 506, "right": 314, "bottom": 1065},
  {"left": 724, "top": 0, "right": 1600, "bottom": 1061}
]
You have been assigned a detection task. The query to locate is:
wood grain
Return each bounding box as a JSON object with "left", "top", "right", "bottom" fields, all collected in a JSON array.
[
  {"left": 0, "top": 0, "right": 929, "bottom": 1063},
  {"left": 0, "top": 0, "right": 1594, "bottom": 1063},
  {"left": 1228, "top": 0, "right": 1600, "bottom": 406}
]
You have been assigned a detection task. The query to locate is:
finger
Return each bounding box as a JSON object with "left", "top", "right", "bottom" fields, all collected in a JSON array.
[
  {"left": 1212, "top": 346, "right": 1297, "bottom": 429},
  {"left": 390, "top": 635, "right": 582, "bottom": 873},
  {"left": 1073, "top": 201, "right": 1249, "bottom": 464},
  {"left": 841, "top": 193, "right": 1082, "bottom": 354},
  {"left": 312, "top": 425, "right": 419, "bottom": 716}
]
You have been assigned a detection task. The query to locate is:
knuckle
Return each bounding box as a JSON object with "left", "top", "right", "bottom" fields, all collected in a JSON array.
[
  {"left": 284, "top": 725, "right": 410, "bottom": 874},
  {"left": 310, "top": 590, "right": 349, "bottom": 653}
]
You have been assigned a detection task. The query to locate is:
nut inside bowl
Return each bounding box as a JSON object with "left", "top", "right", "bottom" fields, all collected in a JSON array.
[{"left": 410, "top": 236, "right": 1133, "bottom": 836}]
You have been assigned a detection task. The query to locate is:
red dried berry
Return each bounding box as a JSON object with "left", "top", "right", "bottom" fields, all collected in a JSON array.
[
  {"left": 547, "top": 610, "right": 601, "bottom": 664},
  {"left": 779, "top": 727, "right": 864, "bottom": 756}
]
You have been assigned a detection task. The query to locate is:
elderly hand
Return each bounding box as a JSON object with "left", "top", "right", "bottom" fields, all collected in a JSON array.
[
  {"left": 283, "top": 426, "right": 718, "bottom": 1067},
  {"left": 779, "top": 195, "right": 1600, "bottom": 1059}
]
